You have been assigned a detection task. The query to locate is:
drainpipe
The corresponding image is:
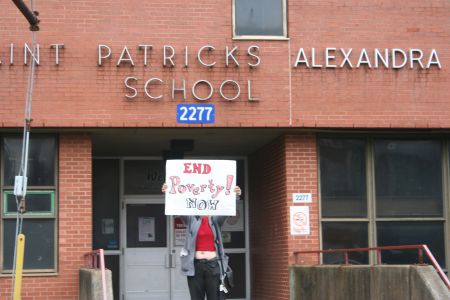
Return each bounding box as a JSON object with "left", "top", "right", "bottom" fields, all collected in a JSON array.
[{"left": 11, "top": 0, "right": 40, "bottom": 31}]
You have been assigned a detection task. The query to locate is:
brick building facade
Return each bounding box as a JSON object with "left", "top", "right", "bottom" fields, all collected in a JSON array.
[{"left": 0, "top": 0, "right": 448, "bottom": 299}]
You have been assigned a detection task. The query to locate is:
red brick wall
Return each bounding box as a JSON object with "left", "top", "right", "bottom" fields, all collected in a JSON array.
[
  {"left": 0, "top": 133, "right": 92, "bottom": 299},
  {"left": 0, "top": 0, "right": 289, "bottom": 127},
  {"left": 285, "top": 134, "right": 320, "bottom": 266},
  {"left": 249, "top": 133, "right": 319, "bottom": 300},
  {"left": 249, "top": 135, "right": 288, "bottom": 300},
  {"left": 289, "top": 0, "right": 450, "bottom": 128},
  {"left": 0, "top": 1, "right": 448, "bottom": 128}
]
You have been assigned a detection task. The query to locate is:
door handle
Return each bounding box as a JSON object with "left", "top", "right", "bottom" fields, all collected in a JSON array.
[
  {"left": 171, "top": 251, "right": 177, "bottom": 268},
  {"left": 166, "top": 253, "right": 177, "bottom": 268},
  {"left": 165, "top": 254, "right": 171, "bottom": 268}
]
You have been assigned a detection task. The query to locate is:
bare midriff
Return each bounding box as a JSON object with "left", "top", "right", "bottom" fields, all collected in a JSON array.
[{"left": 195, "top": 250, "right": 217, "bottom": 260}]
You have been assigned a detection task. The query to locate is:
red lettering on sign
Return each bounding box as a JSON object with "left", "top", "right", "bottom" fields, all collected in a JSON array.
[
  {"left": 183, "top": 163, "right": 192, "bottom": 173},
  {"left": 203, "top": 164, "right": 211, "bottom": 174},
  {"left": 183, "top": 163, "right": 211, "bottom": 174}
]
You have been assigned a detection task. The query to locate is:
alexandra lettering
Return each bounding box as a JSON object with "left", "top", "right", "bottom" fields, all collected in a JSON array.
[{"left": 293, "top": 48, "right": 441, "bottom": 69}]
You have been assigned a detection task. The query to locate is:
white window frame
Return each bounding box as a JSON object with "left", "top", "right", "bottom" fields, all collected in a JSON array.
[{"left": 232, "top": 0, "right": 288, "bottom": 40}]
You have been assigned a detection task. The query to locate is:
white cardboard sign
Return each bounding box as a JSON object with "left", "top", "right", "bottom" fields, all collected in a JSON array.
[{"left": 165, "top": 159, "right": 236, "bottom": 216}]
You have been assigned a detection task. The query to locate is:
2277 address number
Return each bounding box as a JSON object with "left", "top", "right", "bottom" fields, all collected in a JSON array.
[{"left": 177, "top": 104, "right": 215, "bottom": 124}]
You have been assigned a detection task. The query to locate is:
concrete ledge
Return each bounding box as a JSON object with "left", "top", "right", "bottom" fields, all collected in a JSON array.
[
  {"left": 290, "top": 265, "right": 450, "bottom": 300},
  {"left": 372, "top": 265, "right": 411, "bottom": 299},
  {"left": 410, "top": 266, "right": 449, "bottom": 300},
  {"left": 79, "top": 268, "right": 113, "bottom": 300}
]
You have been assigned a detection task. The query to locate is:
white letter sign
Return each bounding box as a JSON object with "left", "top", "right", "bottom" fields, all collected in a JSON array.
[{"left": 165, "top": 159, "right": 236, "bottom": 216}]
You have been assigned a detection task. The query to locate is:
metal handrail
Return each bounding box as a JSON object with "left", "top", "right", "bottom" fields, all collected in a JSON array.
[
  {"left": 84, "top": 249, "right": 108, "bottom": 300},
  {"left": 293, "top": 244, "right": 450, "bottom": 290}
]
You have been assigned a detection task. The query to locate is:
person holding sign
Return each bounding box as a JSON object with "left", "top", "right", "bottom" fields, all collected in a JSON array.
[{"left": 162, "top": 159, "right": 241, "bottom": 300}]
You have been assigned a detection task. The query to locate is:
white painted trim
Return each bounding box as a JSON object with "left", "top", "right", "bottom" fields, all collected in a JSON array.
[{"left": 232, "top": 0, "right": 288, "bottom": 40}]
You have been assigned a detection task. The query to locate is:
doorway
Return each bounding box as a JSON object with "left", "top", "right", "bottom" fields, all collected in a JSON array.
[{"left": 93, "top": 157, "right": 250, "bottom": 299}]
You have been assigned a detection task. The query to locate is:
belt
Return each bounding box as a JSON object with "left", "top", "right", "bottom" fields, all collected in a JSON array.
[{"left": 194, "top": 258, "right": 217, "bottom": 264}]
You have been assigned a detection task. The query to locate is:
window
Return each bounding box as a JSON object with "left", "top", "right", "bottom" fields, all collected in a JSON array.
[
  {"left": 377, "top": 222, "right": 445, "bottom": 266},
  {"left": 319, "top": 138, "right": 367, "bottom": 218},
  {"left": 93, "top": 159, "right": 120, "bottom": 251},
  {"left": 319, "top": 137, "right": 448, "bottom": 268},
  {"left": 1, "top": 135, "right": 57, "bottom": 273},
  {"left": 233, "top": 0, "right": 287, "bottom": 38},
  {"left": 374, "top": 140, "right": 442, "bottom": 217},
  {"left": 322, "top": 222, "right": 368, "bottom": 264},
  {"left": 124, "top": 160, "right": 164, "bottom": 195}
]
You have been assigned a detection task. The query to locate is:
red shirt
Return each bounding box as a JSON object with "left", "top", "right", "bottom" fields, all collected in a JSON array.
[{"left": 195, "top": 217, "right": 216, "bottom": 251}]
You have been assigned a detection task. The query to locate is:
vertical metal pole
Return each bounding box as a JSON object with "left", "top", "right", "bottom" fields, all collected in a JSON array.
[
  {"left": 376, "top": 250, "right": 382, "bottom": 264},
  {"left": 13, "top": 234, "right": 25, "bottom": 300},
  {"left": 418, "top": 248, "right": 424, "bottom": 264},
  {"left": 99, "top": 249, "right": 108, "bottom": 300}
]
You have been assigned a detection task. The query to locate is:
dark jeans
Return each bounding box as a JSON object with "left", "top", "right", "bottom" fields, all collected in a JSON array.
[{"left": 187, "top": 258, "right": 221, "bottom": 300}]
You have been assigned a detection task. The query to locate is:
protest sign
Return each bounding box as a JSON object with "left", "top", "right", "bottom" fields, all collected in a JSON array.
[{"left": 165, "top": 159, "right": 237, "bottom": 216}]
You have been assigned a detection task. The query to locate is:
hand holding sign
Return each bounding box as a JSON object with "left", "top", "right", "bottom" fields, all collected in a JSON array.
[{"left": 164, "top": 160, "right": 238, "bottom": 216}]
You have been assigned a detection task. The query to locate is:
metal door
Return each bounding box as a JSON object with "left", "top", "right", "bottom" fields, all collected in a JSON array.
[{"left": 122, "top": 198, "right": 189, "bottom": 299}]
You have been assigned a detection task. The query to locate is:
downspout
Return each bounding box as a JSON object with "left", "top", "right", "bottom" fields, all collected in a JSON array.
[{"left": 288, "top": 39, "right": 293, "bottom": 126}]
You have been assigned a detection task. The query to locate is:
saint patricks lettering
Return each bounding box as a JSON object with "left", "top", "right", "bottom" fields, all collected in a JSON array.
[
  {"left": 0, "top": 43, "right": 65, "bottom": 65},
  {"left": 98, "top": 44, "right": 261, "bottom": 68}
]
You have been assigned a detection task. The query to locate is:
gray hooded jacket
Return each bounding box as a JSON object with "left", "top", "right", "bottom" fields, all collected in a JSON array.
[{"left": 179, "top": 215, "right": 229, "bottom": 277}]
